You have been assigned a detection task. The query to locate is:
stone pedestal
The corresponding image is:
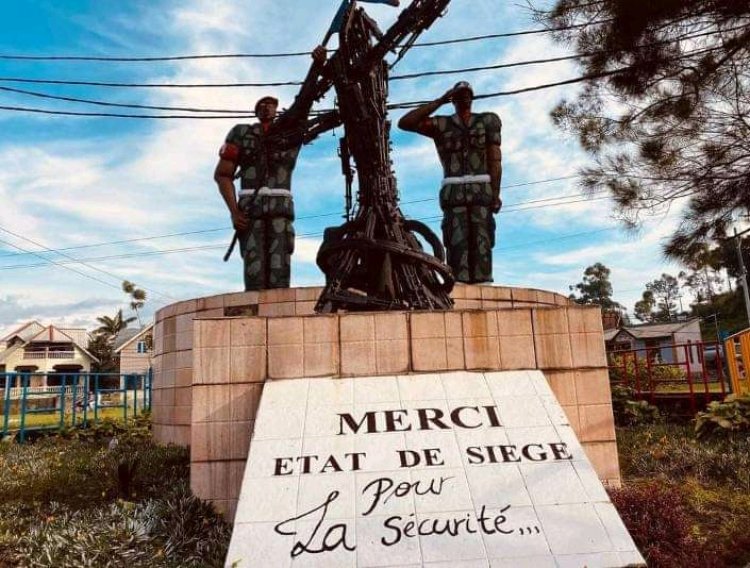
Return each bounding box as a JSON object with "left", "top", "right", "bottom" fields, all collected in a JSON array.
[{"left": 151, "top": 285, "right": 618, "bottom": 521}]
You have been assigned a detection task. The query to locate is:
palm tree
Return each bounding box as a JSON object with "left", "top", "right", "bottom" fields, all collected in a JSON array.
[
  {"left": 122, "top": 281, "right": 146, "bottom": 327},
  {"left": 94, "top": 309, "right": 136, "bottom": 340}
]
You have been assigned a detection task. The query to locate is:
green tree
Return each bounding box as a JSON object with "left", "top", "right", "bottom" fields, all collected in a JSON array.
[
  {"left": 536, "top": 0, "right": 750, "bottom": 262},
  {"left": 569, "top": 262, "right": 622, "bottom": 310},
  {"left": 634, "top": 290, "right": 656, "bottom": 323},
  {"left": 122, "top": 281, "right": 147, "bottom": 327},
  {"left": 647, "top": 273, "right": 680, "bottom": 321},
  {"left": 94, "top": 309, "right": 136, "bottom": 338}
]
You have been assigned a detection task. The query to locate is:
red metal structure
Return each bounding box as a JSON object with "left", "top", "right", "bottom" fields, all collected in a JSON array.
[{"left": 607, "top": 341, "right": 730, "bottom": 416}]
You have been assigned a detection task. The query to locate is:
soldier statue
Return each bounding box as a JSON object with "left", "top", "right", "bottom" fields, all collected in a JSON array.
[
  {"left": 398, "top": 81, "right": 502, "bottom": 284},
  {"left": 213, "top": 47, "right": 330, "bottom": 291}
]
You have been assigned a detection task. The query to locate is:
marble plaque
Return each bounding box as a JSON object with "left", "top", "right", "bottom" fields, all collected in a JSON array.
[{"left": 225, "top": 371, "right": 645, "bottom": 567}]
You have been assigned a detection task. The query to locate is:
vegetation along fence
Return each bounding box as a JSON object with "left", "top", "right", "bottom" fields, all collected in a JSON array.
[
  {"left": 608, "top": 341, "right": 730, "bottom": 416},
  {"left": 725, "top": 328, "right": 750, "bottom": 396},
  {"left": 1, "top": 370, "right": 152, "bottom": 443}
]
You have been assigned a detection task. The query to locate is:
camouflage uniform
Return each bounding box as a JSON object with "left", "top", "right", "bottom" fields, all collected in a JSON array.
[
  {"left": 224, "top": 123, "right": 300, "bottom": 291},
  {"left": 426, "top": 113, "right": 501, "bottom": 283}
]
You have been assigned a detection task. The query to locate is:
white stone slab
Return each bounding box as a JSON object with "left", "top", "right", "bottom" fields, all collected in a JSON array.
[{"left": 225, "top": 371, "right": 645, "bottom": 567}]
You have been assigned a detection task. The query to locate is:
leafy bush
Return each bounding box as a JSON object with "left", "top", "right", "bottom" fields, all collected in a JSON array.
[
  {"left": 609, "top": 353, "right": 686, "bottom": 386},
  {"left": 695, "top": 394, "right": 750, "bottom": 438},
  {"left": 610, "top": 482, "right": 721, "bottom": 568},
  {"left": 611, "top": 384, "right": 661, "bottom": 426},
  {"left": 1, "top": 487, "right": 229, "bottom": 568},
  {"left": 0, "top": 418, "right": 231, "bottom": 567}
]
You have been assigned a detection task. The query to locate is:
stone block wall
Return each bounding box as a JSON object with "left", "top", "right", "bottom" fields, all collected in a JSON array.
[
  {"left": 158, "top": 300, "right": 617, "bottom": 521},
  {"left": 151, "top": 285, "right": 570, "bottom": 447}
]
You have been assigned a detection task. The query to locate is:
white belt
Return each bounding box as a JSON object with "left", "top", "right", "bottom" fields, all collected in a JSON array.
[
  {"left": 238, "top": 187, "right": 292, "bottom": 197},
  {"left": 441, "top": 174, "right": 491, "bottom": 187}
]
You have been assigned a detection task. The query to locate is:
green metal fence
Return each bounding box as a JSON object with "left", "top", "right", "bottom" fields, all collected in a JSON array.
[{"left": 1, "top": 369, "right": 152, "bottom": 443}]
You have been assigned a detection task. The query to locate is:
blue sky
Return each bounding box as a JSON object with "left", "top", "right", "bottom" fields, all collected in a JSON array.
[{"left": 0, "top": 0, "right": 691, "bottom": 337}]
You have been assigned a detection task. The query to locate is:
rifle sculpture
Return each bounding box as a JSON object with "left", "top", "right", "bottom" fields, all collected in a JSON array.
[{"left": 314, "top": 0, "right": 455, "bottom": 312}]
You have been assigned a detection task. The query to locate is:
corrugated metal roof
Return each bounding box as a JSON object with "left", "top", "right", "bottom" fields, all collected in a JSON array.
[
  {"left": 59, "top": 328, "right": 89, "bottom": 346},
  {"left": 604, "top": 319, "right": 699, "bottom": 341},
  {"left": 1, "top": 321, "right": 45, "bottom": 343}
]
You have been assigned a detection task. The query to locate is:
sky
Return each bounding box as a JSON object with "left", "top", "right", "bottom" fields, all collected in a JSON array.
[{"left": 0, "top": 0, "right": 691, "bottom": 338}]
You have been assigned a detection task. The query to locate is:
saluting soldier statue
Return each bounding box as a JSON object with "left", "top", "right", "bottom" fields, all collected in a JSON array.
[
  {"left": 399, "top": 81, "right": 502, "bottom": 284},
  {"left": 213, "top": 47, "right": 334, "bottom": 291}
]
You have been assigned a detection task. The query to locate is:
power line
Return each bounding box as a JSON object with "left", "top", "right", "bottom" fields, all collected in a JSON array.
[
  {"left": 0, "top": 194, "right": 612, "bottom": 271},
  {"left": 0, "top": 225, "right": 175, "bottom": 301},
  {"left": 0, "top": 235, "right": 132, "bottom": 292},
  {"left": 0, "top": 71, "right": 620, "bottom": 119},
  {"left": 0, "top": 21, "right": 606, "bottom": 63},
  {"left": 0, "top": 225, "right": 615, "bottom": 271},
  {"left": 0, "top": 85, "right": 250, "bottom": 114},
  {"left": 0, "top": 175, "right": 580, "bottom": 260},
  {"left": 0, "top": 52, "right": 585, "bottom": 116}
]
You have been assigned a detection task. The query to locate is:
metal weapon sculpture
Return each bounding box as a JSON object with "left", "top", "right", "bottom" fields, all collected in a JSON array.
[{"left": 313, "top": 0, "right": 455, "bottom": 313}]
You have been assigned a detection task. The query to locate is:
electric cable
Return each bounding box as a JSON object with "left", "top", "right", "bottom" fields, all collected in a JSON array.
[
  {"left": 0, "top": 174, "right": 580, "bottom": 260},
  {"left": 0, "top": 225, "right": 176, "bottom": 301},
  {"left": 0, "top": 21, "right": 608, "bottom": 63},
  {"left": 0, "top": 195, "right": 614, "bottom": 271}
]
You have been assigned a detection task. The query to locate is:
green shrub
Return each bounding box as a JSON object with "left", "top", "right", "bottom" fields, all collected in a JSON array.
[
  {"left": 609, "top": 353, "right": 686, "bottom": 386},
  {"left": 695, "top": 394, "right": 750, "bottom": 438},
  {"left": 611, "top": 384, "right": 661, "bottom": 426},
  {"left": 0, "top": 418, "right": 231, "bottom": 567},
  {"left": 2, "top": 487, "right": 230, "bottom": 568}
]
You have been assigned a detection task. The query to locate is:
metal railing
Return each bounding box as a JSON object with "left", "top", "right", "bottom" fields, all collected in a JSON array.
[
  {"left": 608, "top": 341, "right": 730, "bottom": 415},
  {"left": 725, "top": 329, "right": 750, "bottom": 396},
  {"left": 21, "top": 350, "right": 76, "bottom": 360},
  {"left": 1, "top": 369, "right": 152, "bottom": 443}
]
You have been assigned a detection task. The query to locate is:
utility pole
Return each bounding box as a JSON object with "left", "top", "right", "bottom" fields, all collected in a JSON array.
[{"left": 734, "top": 228, "right": 750, "bottom": 326}]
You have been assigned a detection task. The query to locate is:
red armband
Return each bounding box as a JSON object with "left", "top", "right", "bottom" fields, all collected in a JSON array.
[{"left": 219, "top": 143, "right": 240, "bottom": 162}]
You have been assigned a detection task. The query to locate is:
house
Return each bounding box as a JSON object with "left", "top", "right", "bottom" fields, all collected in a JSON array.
[
  {"left": 114, "top": 323, "right": 153, "bottom": 375},
  {"left": 604, "top": 319, "right": 702, "bottom": 365},
  {"left": 0, "top": 321, "right": 98, "bottom": 387}
]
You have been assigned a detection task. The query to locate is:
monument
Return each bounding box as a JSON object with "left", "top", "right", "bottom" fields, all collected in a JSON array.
[
  {"left": 149, "top": 1, "right": 647, "bottom": 566},
  {"left": 226, "top": 372, "right": 645, "bottom": 566}
]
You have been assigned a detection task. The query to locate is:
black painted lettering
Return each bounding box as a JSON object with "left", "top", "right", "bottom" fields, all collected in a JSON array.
[
  {"left": 417, "top": 407, "right": 449, "bottom": 430},
  {"left": 381, "top": 516, "right": 403, "bottom": 546},
  {"left": 498, "top": 445, "right": 521, "bottom": 463},
  {"left": 384, "top": 409, "right": 412, "bottom": 432},
  {"left": 521, "top": 444, "right": 547, "bottom": 462},
  {"left": 424, "top": 448, "right": 445, "bottom": 466},
  {"left": 346, "top": 452, "right": 367, "bottom": 471},
  {"left": 477, "top": 505, "right": 496, "bottom": 534},
  {"left": 338, "top": 412, "right": 378, "bottom": 435},
  {"left": 274, "top": 457, "right": 294, "bottom": 476},
  {"left": 450, "top": 406, "right": 481, "bottom": 429},
  {"left": 486, "top": 445, "right": 500, "bottom": 464},
  {"left": 362, "top": 477, "right": 393, "bottom": 516},
  {"left": 398, "top": 450, "right": 420, "bottom": 468},
  {"left": 466, "top": 446, "right": 485, "bottom": 465},
  {"left": 493, "top": 505, "right": 513, "bottom": 534},
  {"left": 549, "top": 442, "right": 573, "bottom": 461},
  {"left": 320, "top": 455, "right": 342, "bottom": 473},
  {"left": 297, "top": 454, "right": 318, "bottom": 474},
  {"left": 483, "top": 405, "right": 502, "bottom": 427}
]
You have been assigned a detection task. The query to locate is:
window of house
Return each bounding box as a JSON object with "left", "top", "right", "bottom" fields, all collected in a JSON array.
[{"left": 137, "top": 341, "right": 148, "bottom": 354}]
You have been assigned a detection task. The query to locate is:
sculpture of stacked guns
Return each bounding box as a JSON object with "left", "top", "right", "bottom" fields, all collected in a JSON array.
[{"left": 315, "top": 0, "right": 454, "bottom": 313}]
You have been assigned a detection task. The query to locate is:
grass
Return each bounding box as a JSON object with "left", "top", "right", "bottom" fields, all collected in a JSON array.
[
  {"left": 615, "top": 423, "right": 750, "bottom": 567},
  {"left": 3, "top": 407, "right": 138, "bottom": 429},
  {"left": 0, "top": 416, "right": 231, "bottom": 567}
]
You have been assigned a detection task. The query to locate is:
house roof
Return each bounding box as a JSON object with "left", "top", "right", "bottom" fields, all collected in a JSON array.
[
  {"left": 26, "top": 325, "right": 98, "bottom": 363},
  {"left": 114, "top": 323, "right": 154, "bottom": 354},
  {"left": 1, "top": 320, "right": 45, "bottom": 343},
  {"left": 604, "top": 319, "right": 700, "bottom": 342}
]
